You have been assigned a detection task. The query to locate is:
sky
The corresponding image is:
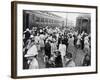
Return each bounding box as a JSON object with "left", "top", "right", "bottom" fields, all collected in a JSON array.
[{"left": 51, "top": 12, "right": 80, "bottom": 26}]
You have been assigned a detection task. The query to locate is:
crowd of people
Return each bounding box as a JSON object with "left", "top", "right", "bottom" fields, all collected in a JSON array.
[{"left": 23, "top": 26, "right": 91, "bottom": 69}]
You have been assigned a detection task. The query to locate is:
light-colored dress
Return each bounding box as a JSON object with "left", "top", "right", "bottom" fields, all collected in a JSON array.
[
  {"left": 29, "top": 58, "right": 39, "bottom": 69},
  {"left": 68, "top": 37, "right": 74, "bottom": 47},
  {"left": 35, "top": 36, "right": 40, "bottom": 43},
  {"left": 39, "top": 34, "right": 45, "bottom": 48},
  {"left": 59, "top": 44, "right": 66, "bottom": 57},
  {"left": 35, "top": 36, "right": 40, "bottom": 51},
  {"left": 84, "top": 38, "right": 89, "bottom": 53},
  {"left": 76, "top": 35, "right": 81, "bottom": 45},
  {"left": 67, "top": 37, "right": 75, "bottom": 61},
  {"left": 26, "top": 44, "right": 39, "bottom": 69},
  {"left": 51, "top": 42, "right": 57, "bottom": 55},
  {"left": 67, "top": 37, "right": 74, "bottom": 53},
  {"left": 59, "top": 44, "right": 66, "bottom": 66}
]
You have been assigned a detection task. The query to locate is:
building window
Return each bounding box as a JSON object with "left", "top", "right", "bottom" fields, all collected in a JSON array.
[
  {"left": 41, "top": 18, "right": 44, "bottom": 22},
  {"left": 45, "top": 18, "right": 48, "bottom": 22},
  {"left": 36, "top": 17, "right": 40, "bottom": 22}
]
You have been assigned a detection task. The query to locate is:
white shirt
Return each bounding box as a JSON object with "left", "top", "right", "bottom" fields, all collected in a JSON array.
[
  {"left": 35, "top": 36, "right": 40, "bottom": 43},
  {"left": 68, "top": 37, "right": 74, "bottom": 46},
  {"left": 59, "top": 44, "right": 66, "bottom": 56}
]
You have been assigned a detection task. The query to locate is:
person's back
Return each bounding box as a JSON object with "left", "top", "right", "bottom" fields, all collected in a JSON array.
[
  {"left": 45, "top": 42, "right": 51, "bottom": 51},
  {"left": 55, "top": 54, "right": 63, "bottom": 67},
  {"left": 45, "top": 42, "right": 51, "bottom": 59},
  {"left": 25, "top": 31, "right": 31, "bottom": 39}
]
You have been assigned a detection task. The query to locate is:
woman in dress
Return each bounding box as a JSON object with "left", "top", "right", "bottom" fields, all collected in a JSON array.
[
  {"left": 76, "top": 34, "right": 82, "bottom": 48},
  {"left": 35, "top": 33, "right": 40, "bottom": 51},
  {"left": 59, "top": 40, "right": 66, "bottom": 67},
  {"left": 84, "top": 35, "right": 90, "bottom": 54},
  {"left": 51, "top": 38, "right": 57, "bottom": 55},
  {"left": 25, "top": 36, "right": 39, "bottom": 69},
  {"left": 39, "top": 32, "right": 45, "bottom": 54}
]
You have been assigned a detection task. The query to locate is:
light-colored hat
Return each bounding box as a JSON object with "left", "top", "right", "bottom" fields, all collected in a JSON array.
[
  {"left": 24, "top": 54, "right": 34, "bottom": 57},
  {"left": 30, "top": 35, "right": 34, "bottom": 39},
  {"left": 26, "top": 28, "right": 29, "bottom": 31},
  {"left": 40, "top": 29, "right": 43, "bottom": 33}
]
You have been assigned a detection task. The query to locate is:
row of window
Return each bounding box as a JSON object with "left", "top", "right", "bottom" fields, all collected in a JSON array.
[{"left": 34, "top": 16, "right": 62, "bottom": 23}]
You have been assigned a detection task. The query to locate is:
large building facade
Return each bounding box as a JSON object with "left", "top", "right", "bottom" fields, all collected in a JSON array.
[{"left": 23, "top": 10, "right": 65, "bottom": 31}]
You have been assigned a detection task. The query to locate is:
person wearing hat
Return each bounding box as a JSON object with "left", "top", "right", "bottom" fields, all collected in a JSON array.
[
  {"left": 54, "top": 50, "right": 63, "bottom": 67},
  {"left": 23, "top": 34, "right": 34, "bottom": 69},
  {"left": 24, "top": 35, "right": 39, "bottom": 69},
  {"left": 64, "top": 52, "right": 76, "bottom": 67}
]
